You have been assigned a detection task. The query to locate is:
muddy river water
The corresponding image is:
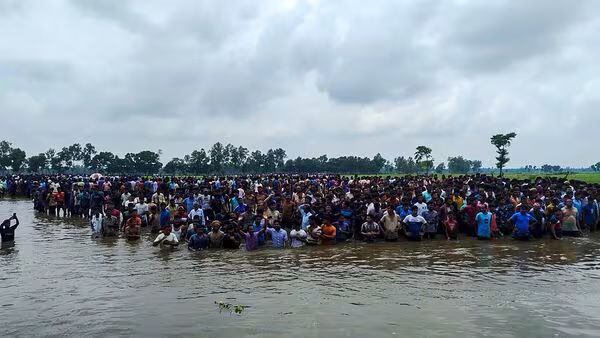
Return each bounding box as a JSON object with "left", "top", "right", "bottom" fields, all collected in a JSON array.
[{"left": 2, "top": 199, "right": 600, "bottom": 337}]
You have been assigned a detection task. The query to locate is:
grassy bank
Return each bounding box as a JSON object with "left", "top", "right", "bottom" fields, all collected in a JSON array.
[
  {"left": 343, "top": 172, "right": 600, "bottom": 184},
  {"left": 502, "top": 172, "right": 600, "bottom": 184}
]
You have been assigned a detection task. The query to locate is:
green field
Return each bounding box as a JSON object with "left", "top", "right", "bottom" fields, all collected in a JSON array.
[
  {"left": 502, "top": 172, "right": 600, "bottom": 184},
  {"left": 344, "top": 172, "right": 600, "bottom": 184}
]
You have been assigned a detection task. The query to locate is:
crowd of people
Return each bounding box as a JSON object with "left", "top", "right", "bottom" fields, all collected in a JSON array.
[{"left": 1, "top": 173, "right": 599, "bottom": 249}]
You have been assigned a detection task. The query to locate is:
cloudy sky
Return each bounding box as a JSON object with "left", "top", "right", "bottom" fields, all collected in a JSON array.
[{"left": 1, "top": 0, "right": 599, "bottom": 167}]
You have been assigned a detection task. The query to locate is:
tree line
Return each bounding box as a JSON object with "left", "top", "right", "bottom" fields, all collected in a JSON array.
[
  {"left": 2, "top": 132, "right": 590, "bottom": 176},
  {"left": 0, "top": 140, "right": 480, "bottom": 175}
]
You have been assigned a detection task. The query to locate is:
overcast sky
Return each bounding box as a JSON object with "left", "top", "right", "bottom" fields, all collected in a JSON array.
[{"left": 1, "top": 0, "right": 599, "bottom": 167}]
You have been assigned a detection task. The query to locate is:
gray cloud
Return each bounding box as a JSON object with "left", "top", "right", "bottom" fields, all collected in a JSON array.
[
  {"left": 441, "top": 0, "right": 592, "bottom": 72},
  {"left": 0, "top": 0, "right": 599, "bottom": 167}
]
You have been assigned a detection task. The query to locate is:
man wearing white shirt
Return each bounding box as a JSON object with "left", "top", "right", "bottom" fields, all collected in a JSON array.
[
  {"left": 121, "top": 191, "right": 131, "bottom": 206},
  {"left": 188, "top": 203, "right": 206, "bottom": 226},
  {"left": 152, "top": 227, "right": 179, "bottom": 247},
  {"left": 152, "top": 191, "right": 166, "bottom": 205},
  {"left": 414, "top": 195, "right": 428, "bottom": 216},
  {"left": 135, "top": 198, "right": 149, "bottom": 225}
]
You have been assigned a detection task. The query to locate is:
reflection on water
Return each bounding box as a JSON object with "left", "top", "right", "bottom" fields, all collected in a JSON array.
[{"left": 2, "top": 200, "right": 600, "bottom": 337}]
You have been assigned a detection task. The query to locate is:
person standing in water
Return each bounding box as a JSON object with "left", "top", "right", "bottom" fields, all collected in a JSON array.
[
  {"left": 153, "top": 226, "right": 179, "bottom": 247},
  {"left": 124, "top": 209, "right": 141, "bottom": 240},
  {"left": 475, "top": 204, "right": 492, "bottom": 240},
  {"left": 0, "top": 213, "right": 19, "bottom": 243}
]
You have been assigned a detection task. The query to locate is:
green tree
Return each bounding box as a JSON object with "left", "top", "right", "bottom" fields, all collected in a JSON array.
[
  {"left": 44, "top": 149, "right": 57, "bottom": 172},
  {"left": 90, "top": 152, "right": 116, "bottom": 173},
  {"left": 414, "top": 146, "right": 434, "bottom": 174},
  {"left": 591, "top": 162, "right": 600, "bottom": 172},
  {"left": 9, "top": 147, "right": 27, "bottom": 172},
  {"left": 372, "top": 153, "right": 386, "bottom": 173},
  {"left": 247, "top": 150, "right": 265, "bottom": 173},
  {"left": 471, "top": 160, "right": 482, "bottom": 173},
  {"left": 56, "top": 144, "right": 83, "bottom": 170},
  {"left": 265, "top": 149, "right": 277, "bottom": 173},
  {"left": 490, "top": 132, "right": 517, "bottom": 177},
  {"left": 49, "top": 149, "right": 65, "bottom": 172},
  {"left": 435, "top": 162, "right": 445, "bottom": 173},
  {"left": 188, "top": 149, "right": 210, "bottom": 174},
  {"left": 68, "top": 143, "right": 83, "bottom": 164},
  {"left": 126, "top": 151, "right": 162, "bottom": 174},
  {"left": 223, "top": 143, "right": 235, "bottom": 172},
  {"left": 82, "top": 143, "right": 97, "bottom": 169},
  {"left": 209, "top": 142, "right": 225, "bottom": 173},
  {"left": 27, "top": 153, "right": 48, "bottom": 173},
  {"left": 163, "top": 157, "right": 188, "bottom": 174},
  {"left": 272, "top": 148, "right": 287, "bottom": 171},
  {"left": 447, "top": 156, "right": 472, "bottom": 174},
  {"left": 236, "top": 146, "right": 249, "bottom": 171},
  {"left": 394, "top": 156, "right": 418, "bottom": 174},
  {"left": 0, "top": 140, "right": 13, "bottom": 170}
]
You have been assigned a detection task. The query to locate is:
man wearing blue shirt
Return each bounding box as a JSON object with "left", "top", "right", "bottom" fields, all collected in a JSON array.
[
  {"left": 234, "top": 199, "right": 248, "bottom": 214},
  {"left": 183, "top": 192, "right": 196, "bottom": 213},
  {"left": 251, "top": 215, "right": 266, "bottom": 246},
  {"left": 475, "top": 204, "right": 492, "bottom": 240},
  {"left": 395, "top": 200, "right": 411, "bottom": 220},
  {"left": 509, "top": 205, "right": 537, "bottom": 240},
  {"left": 582, "top": 201, "right": 598, "bottom": 232},
  {"left": 266, "top": 220, "right": 288, "bottom": 248},
  {"left": 188, "top": 227, "right": 209, "bottom": 251},
  {"left": 159, "top": 202, "right": 171, "bottom": 227},
  {"left": 299, "top": 204, "right": 313, "bottom": 230}
]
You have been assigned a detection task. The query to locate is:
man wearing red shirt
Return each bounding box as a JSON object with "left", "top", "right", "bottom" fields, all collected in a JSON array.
[{"left": 462, "top": 198, "right": 479, "bottom": 236}]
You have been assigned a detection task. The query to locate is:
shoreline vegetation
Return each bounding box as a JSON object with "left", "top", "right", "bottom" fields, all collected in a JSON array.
[{"left": 0, "top": 139, "right": 599, "bottom": 184}]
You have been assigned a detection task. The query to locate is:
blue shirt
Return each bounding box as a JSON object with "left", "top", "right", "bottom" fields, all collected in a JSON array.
[
  {"left": 573, "top": 199, "right": 583, "bottom": 220},
  {"left": 510, "top": 212, "right": 534, "bottom": 236},
  {"left": 188, "top": 234, "right": 209, "bottom": 250},
  {"left": 403, "top": 215, "right": 426, "bottom": 239},
  {"left": 396, "top": 206, "right": 410, "bottom": 219},
  {"left": 335, "top": 221, "right": 351, "bottom": 241},
  {"left": 267, "top": 228, "right": 288, "bottom": 248},
  {"left": 422, "top": 191, "right": 432, "bottom": 203},
  {"left": 475, "top": 212, "right": 491, "bottom": 238},
  {"left": 160, "top": 209, "right": 171, "bottom": 226},
  {"left": 582, "top": 204, "right": 598, "bottom": 225},
  {"left": 183, "top": 197, "right": 195, "bottom": 213},
  {"left": 299, "top": 206, "right": 312, "bottom": 230},
  {"left": 252, "top": 222, "right": 266, "bottom": 245},
  {"left": 340, "top": 208, "right": 353, "bottom": 219},
  {"left": 234, "top": 204, "right": 248, "bottom": 214}
]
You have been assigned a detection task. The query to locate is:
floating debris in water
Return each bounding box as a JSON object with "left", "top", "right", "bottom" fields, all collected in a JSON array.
[{"left": 215, "top": 301, "right": 248, "bottom": 315}]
